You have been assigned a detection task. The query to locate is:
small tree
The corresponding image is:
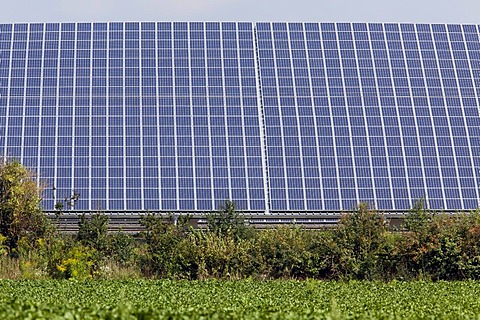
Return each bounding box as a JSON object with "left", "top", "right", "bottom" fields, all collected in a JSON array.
[
  {"left": 206, "top": 200, "right": 253, "bottom": 240},
  {"left": 332, "top": 203, "right": 388, "bottom": 280},
  {"left": 77, "top": 213, "right": 109, "bottom": 252},
  {"left": 0, "top": 159, "right": 52, "bottom": 252}
]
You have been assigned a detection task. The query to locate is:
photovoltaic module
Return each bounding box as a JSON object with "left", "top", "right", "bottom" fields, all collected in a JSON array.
[{"left": 0, "top": 22, "right": 479, "bottom": 213}]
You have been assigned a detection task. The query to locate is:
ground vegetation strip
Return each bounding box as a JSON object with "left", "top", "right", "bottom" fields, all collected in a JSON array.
[
  {"left": 7, "top": 159, "right": 480, "bottom": 281},
  {"left": 0, "top": 280, "right": 479, "bottom": 319}
]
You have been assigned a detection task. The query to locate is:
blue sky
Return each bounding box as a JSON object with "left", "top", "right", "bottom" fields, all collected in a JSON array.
[{"left": 1, "top": 0, "right": 479, "bottom": 23}]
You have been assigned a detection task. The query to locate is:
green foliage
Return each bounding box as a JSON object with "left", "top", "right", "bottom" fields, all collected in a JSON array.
[
  {"left": 55, "top": 245, "right": 95, "bottom": 280},
  {"left": 0, "top": 159, "right": 53, "bottom": 252},
  {"left": 17, "top": 235, "right": 76, "bottom": 279},
  {"left": 54, "top": 191, "right": 80, "bottom": 214},
  {"left": 395, "top": 209, "right": 480, "bottom": 281},
  {"left": 133, "top": 202, "right": 480, "bottom": 281},
  {"left": 77, "top": 213, "right": 109, "bottom": 252},
  {"left": 206, "top": 200, "right": 254, "bottom": 240},
  {"left": 4, "top": 190, "right": 480, "bottom": 282},
  {"left": 403, "top": 199, "right": 434, "bottom": 233},
  {"left": 15, "top": 234, "right": 138, "bottom": 280},
  {"left": 0, "top": 235, "right": 8, "bottom": 257},
  {"left": 76, "top": 213, "right": 136, "bottom": 267},
  {"left": 0, "top": 280, "right": 480, "bottom": 318},
  {"left": 331, "top": 203, "right": 388, "bottom": 280},
  {"left": 251, "top": 227, "right": 320, "bottom": 279},
  {"left": 106, "top": 232, "right": 136, "bottom": 266},
  {"left": 190, "top": 231, "right": 253, "bottom": 279},
  {"left": 139, "top": 214, "right": 194, "bottom": 278}
]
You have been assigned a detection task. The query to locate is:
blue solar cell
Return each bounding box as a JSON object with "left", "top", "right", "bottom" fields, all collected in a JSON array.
[{"left": 2, "top": 22, "right": 480, "bottom": 213}]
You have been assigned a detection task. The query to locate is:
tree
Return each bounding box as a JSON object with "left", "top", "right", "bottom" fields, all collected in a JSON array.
[
  {"left": 0, "top": 158, "right": 52, "bottom": 252},
  {"left": 206, "top": 200, "right": 253, "bottom": 240}
]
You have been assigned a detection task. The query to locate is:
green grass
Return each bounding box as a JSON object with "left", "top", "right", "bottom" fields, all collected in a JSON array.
[{"left": 0, "top": 280, "right": 479, "bottom": 319}]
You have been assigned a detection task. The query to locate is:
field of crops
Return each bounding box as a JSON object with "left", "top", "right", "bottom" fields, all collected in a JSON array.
[{"left": 0, "top": 280, "right": 479, "bottom": 319}]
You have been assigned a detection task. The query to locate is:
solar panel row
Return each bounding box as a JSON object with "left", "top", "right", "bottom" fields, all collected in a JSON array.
[{"left": 0, "top": 22, "right": 479, "bottom": 213}]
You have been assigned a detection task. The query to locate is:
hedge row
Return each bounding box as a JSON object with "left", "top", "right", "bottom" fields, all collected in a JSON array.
[{"left": 7, "top": 201, "right": 480, "bottom": 281}]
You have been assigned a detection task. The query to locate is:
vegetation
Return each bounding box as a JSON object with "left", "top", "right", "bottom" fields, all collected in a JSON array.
[
  {"left": 1, "top": 202, "right": 480, "bottom": 281},
  {"left": 0, "top": 280, "right": 479, "bottom": 318},
  {"left": 4, "top": 159, "right": 480, "bottom": 281},
  {"left": 0, "top": 159, "right": 53, "bottom": 254}
]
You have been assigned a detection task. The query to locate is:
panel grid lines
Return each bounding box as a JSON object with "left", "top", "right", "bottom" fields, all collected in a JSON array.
[
  {"left": 363, "top": 23, "right": 392, "bottom": 210},
  {"left": 404, "top": 24, "right": 428, "bottom": 208},
  {"left": 205, "top": 24, "right": 214, "bottom": 211},
  {"left": 302, "top": 23, "right": 324, "bottom": 211},
  {"left": 1, "top": 22, "right": 480, "bottom": 213},
  {"left": 236, "top": 24, "right": 251, "bottom": 211},
  {"left": 53, "top": 24, "right": 61, "bottom": 209},
  {"left": 138, "top": 25, "right": 145, "bottom": 211},
  {"left": 219, "top": 23, "right": 233, "bottom": 205},
  {"left": 36, "top": 23, "right": 46, "bottom": 191},
  {"left": 351, "top": 25, "right": 377, "bottom": 209},
  {"left": 460, "top": 26, "right": 480, "bottom": 207},
  {"left": 252, "top": 24, "right": 272, "bottom": 214},
  {"left": 428, "top": 25, "right": 449, "bottom": 208},
  {"left": 444, "top": 29, "right": 466, "bottom": 209},
  {"left": 385, "top": 23, "right": 411, "bottom": 210},
  {"left": 288, "top": 23, "right": 308, "bottom": 211},
  {"left": 270, "top": 25, "right": 289, "bottom": 210},
  {"left": 319, "top": 24, "right": 342, "bottom": 210},
  {"left": 337, "top": 23, "right": 360, "bottom": 210},
  {"left": 154, "top": 21, "right": 162, "bottom": 210}
]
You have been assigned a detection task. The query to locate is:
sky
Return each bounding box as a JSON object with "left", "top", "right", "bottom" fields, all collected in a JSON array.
[{"left": 1, "top": 0, "right": 479, "bottom": 24}]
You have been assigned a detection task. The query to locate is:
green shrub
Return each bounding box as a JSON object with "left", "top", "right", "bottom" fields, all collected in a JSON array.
[
  {"left": 16, "top": 235, "right": 73, "bottom": 279},
  {"left": 456, "top": 211, "right": 480, "bottom": 279},
  {"left": 331, "top": 203, "right": 389, "bottom": 280},
  {"left": 398, "top": 204, "right": 474, "bottom": 280},
  {"left": 191, "top": 231, "right": 252, "bottom": 279},
  {"left": 55, "top": 244, "right": 95, "bottom": 280},
  {"left": 77, "top": 213, "right": 109, "bottom": 252},
  {"left": 0, "top": 159, "right": 54, "bottom": 253},
  {"left": 251, "top": 227, "right": 317, "bottom": 279},
  {"left": 206, "top": 200, "right": 254, "bottom": 241},
  {"left": 106, "top": 232, "right": 136, "bottom": 266},
  {"left": 7, "top": 189, "right": 480, "bottom": 281},
  {"left": 76, "top": 213, "right": 136, "bottom": 267},
  {"left": 139, "top": 214, "right": 194, "bottom": 278}
]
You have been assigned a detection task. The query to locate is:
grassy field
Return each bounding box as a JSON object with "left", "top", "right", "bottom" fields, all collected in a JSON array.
[{"left": 0, "top": 280, "right": 479, "bottom": 319}]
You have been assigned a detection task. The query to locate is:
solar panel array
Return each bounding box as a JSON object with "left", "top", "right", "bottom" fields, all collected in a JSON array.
[{"left": 1, "top": 22, "right": 479, "bottom": 213}]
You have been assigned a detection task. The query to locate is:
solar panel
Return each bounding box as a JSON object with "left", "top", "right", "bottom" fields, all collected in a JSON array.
[
  {"left": 257, "top": 22, "right": 480, "bottom": 211},
  {"left": 0, "top": 22, "right": 479, "bottom": 213},
  {"left": 0, "top": 22, "right": 268, "bottom": 212}
]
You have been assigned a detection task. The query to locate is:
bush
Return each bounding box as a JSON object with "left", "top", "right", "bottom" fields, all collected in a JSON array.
[
  {"left": 330, "top": 203, "right": 389, "bottom": 280},
  {"left": 191, "top": 232, "right": 253, "bottom": 279},
  {"left": 5, "top": 186, "right": 480, "bottom": 281},
  {"left": 16, "top": 235, "right": 74, "bottom": 279},
  {"left": 76, "top": 213, "right": 136, "bottom": 267},
  {"left": 55, "top": 245, "right": 95, "bottom": 280},
  {"left": 77, "top": 213, "right": 109, "bottom": 252},
  {"left": 0, "top": 159, "right": 54, "bottom": 253},
  {"left": 206, "top": 200, "right": 254, "bottom": 241},
  {"left": 139, "top": 214, "right": 194, "bottom": 278},
  {"left": 456, "top": 211, "right": 480, "bottom": 279},
  {"left": 251, "top": 227, "right": 316, "bottom": 279},
  {"left": 392, "top": 201, "right": 456, "bottom": 280},
  {"left": 107, "top": 232, "right": 136, "bottom": 266}
]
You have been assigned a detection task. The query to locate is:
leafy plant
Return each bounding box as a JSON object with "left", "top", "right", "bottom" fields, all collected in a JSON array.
[
  {"left": 0, "top": 280, "right": 479, "bottom": 318},
  {"left": 0, "top": 159, "right": 53, "bottom": 253},
  {"left": 77, "top": 213, "right": 110, "bottom": 252},
  {"left": 55, "top": 245, "right": 95, "bottom": 279},
  {"left": 206, "top": 200, "right": 253, "bottom": 240},
  {"left": 139, "top": 214, "right": 194, "bottom": 278},
  {"left": 331, "top": 202, "right": 388, "bottom": 280}
]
